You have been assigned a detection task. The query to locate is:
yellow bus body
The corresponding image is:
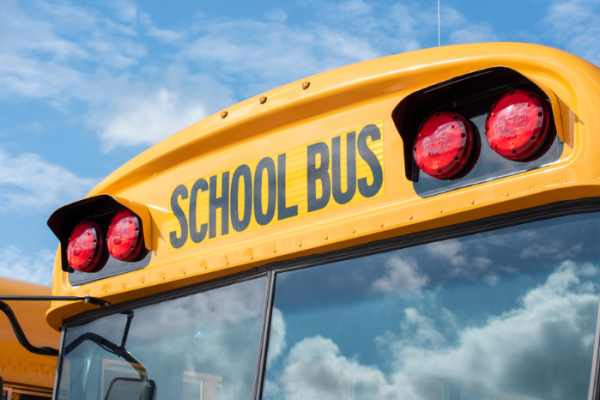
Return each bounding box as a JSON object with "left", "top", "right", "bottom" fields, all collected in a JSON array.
[
  {"left": 1, "top": 278, "right": 60, "bottom": 397},
  {"left": 46, "top": 42, "right": 600, "bottom": 330}
]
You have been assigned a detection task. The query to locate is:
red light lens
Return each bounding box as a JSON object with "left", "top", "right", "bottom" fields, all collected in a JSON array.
[
  {"left": 107, "top": 209, "right": 144, "bottom": 262},
  {"left": 67, "top": 221, "right": 103, "bottom": 272},
  {"left": 485, "top": 90, "right": 550, "bottom": 160},
  {"left": 413, "top": 111, "right": 474, "bottom": 179}
]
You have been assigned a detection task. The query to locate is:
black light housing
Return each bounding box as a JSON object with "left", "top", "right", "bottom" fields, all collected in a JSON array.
[
  {"left": 48, "top": 195, "right": 151, "bottom": 285},
  {"left": 392, "top": 67, "right": 562, "bottom": 198}
]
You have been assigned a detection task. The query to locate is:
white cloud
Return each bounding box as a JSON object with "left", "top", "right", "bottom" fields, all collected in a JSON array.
[
  {"left": 389, "top": 261, "right": 598, "bottom": 396},
  {"left": 265, "top": 8, "right": 288, "bottom": 23},
  {"left": 372, "top": 257, "right": 429, "bottom": 294},
  {"left": 128, "top": 277, "right": 266, "bottom": 342},
  {"left": 425, "top": 239, "right": 493, "bottom": 279},
  {"left": 0, "top": 246, "right": 55, "bottom": 285},
  {"left": 267, "top": 308, "right": 287, "bottom": 365},
  {"left": 93, "top": 87, "right": 206, "bottom": 150},
  {"left": 544, "top": 0, "right": 600, "bottom": 64},
  {"left": 0, "top": 0, "right": 503, "bottom": 152},
  {"left": 268, "top": 261, "right": 598, "bottom": 400},
  {"left": 449, "top": 23, "right": 498, "bottom": 44},
  {"left": 0, "top": 149, "right": 96, "bottom": 212},
  {"left": 273, "top": 336, "right": 400, "bottom": 400}
]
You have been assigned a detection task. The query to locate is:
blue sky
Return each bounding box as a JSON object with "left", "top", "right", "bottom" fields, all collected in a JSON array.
[{"left": 0, "top": 0, "right": 597, "bottom": 285}]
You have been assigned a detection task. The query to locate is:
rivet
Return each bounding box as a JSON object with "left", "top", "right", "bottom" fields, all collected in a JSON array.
[
  {"left": 260, "top": 96, "right": 267, "bottom": 104},
  {"left": 250, "top": 255, "right": 254, "bottom": 260},
  {"left": 439, "top": 209, "right": 443, "bottom": 213},
  {"left": 141, "top": 279, "right": 145, "bottom": 284},
  {"left": 104, "top": 289, "right": 108, "bottom": 293},
  {"left": 563, "top": 180, "right": 567, "bottom": 183},
  {"left": 226, "top": 260, "right": 230, "bottom": 265},
  {"left": 531, "top": 187, "right": 534, "bottom": 191},
  {"left": 409, "top": 215, "right": 413, "bottom": 220},
  {"left": 505, "top": 192, "right": 509, "bottom": 197},
  {"left": 182, "top": 270, "right": 187, "bottom": 275},
  {"left": 273, "top": 248, "right": 277, "bottom": 253},
  {"left": 325, "top": 235, "right": 329, "bottom": 240},
  {"left": 204, "top": 265, "right": 208, "bottom": 269},
  {"left": 352, "top": 229, "right": 356, "bottom": 234},
  {"left": 470, "top": 200, "right": 475, "bottom": 205},
  {"left": 221, "top": 111, "right": 228, "bottom": 119},
  {"left": 380, "top": 222, "right": 384, "bottom": 227},
  {"left": 122, "top": 283, "right": 127, "bottom": 289},
  {"left": 298, "top": 242, "right": 302, "bottom": 248},
  {"left": 162, "top": 274, "right": 166, "bottom": 280},
  {"left": 302, "top": 81, "right": 310, "bottom": 90}
]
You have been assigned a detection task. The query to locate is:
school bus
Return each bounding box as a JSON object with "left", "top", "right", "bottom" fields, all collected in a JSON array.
[
  {"left": 42, "top": 42, "right": 600, "bottom": 400},
  {"left": 0, "top": 278, "right": 59, "bottom": 399}
]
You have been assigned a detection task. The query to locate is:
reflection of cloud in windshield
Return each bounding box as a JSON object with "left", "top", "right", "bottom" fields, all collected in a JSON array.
[
  {"left": 425, "top": 239, "right": 492, "bottom": 279},
  {"left": 128, "top": 278, "right": 266, "bottom": 341},
  {"left": 267, "top": 262, "right": 599, "bottom": 400},
  {"left": 267, "top": 308, "right": 287, "bottom": 365},
  {"left": 372, "top": 257, "right": 429, "bottom": 294},
  {"left": 118, "top": 278, "right": 266, "bottom": 400},
  {"left": 391, "top": 261, "right": 598, "bottom": 398}
]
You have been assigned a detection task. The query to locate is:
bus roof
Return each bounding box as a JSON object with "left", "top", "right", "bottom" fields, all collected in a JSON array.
[
  {"left": 0, "top": 278, "right": 59, "bottom": 390},
  {"left": 47, "top": 42, "right": 600, "bottom": 330}
]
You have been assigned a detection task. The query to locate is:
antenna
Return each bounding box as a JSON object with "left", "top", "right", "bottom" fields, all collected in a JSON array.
[{"left": 438, "top": 0, "right": 441, "bottom": 47}]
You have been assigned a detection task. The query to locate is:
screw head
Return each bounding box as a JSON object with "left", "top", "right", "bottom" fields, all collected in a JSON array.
[
  {"left": 302, "top": 81, "right": 310, "bottom": 90},
  {"left": 260, "top": 96, "right": 267, "bottom": 104},
  {"left": 221, "top": 111, "right": 228, "bottom": 119}
]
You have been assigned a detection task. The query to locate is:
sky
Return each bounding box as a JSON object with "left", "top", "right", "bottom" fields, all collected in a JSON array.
[{"left": 0, "top": 0, "right": 598, "bottom": 286}]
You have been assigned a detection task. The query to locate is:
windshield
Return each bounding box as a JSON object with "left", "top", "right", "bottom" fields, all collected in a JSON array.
[
  {"left": 57, "top": 277, "right": 267, "bottom": 400},
  {"left": 263, "top": 213, "right": 600, "bottom": 400},
  {"left": 57, "top": 213, "right": 600, "bottom": 400}
]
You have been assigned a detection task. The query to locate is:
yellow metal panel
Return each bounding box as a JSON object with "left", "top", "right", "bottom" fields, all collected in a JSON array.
[
  {"left": 0, "top": 278, "right": 59, "bottom": 389},
  {"left": 46, "top": 43, "right": 600, "bottom": 330}
]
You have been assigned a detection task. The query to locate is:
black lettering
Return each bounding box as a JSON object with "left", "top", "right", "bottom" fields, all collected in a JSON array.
[
  {"left": 307, "top": 142, "right": 331, "bottom": 212},
  {"left": 357, "top": 124, "right": 383, "bottom": 198},
  {"left": 209, "top": 172, "right": 230, "bottom": 238},
  {"left": 254, "top": 157, "right": 276, "bottom": 226},
  {"left": 332, "top": 131, "right": 357, "bottom": 205},
  {"left": 277, "top": 153, "right": 298, "bottom": 220},
  {"left": 189, "top": 178, "right": 208, "bottom": 243},
  {"left": 169, "top": 185, "right": 188, "bottom": 249},
  {"left": 231, "top": 165, "right": 252, "bottom": 232}
]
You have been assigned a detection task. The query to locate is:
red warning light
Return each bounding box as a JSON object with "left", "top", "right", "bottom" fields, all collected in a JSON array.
[
  {"left": 107, "top": 209, "right": 144, "bottom": 262},
  {"left": 67, "top": 221, "right": 103, "bottom": 272},
  {"left": 413, "top": 111, "right": 474, "bottom": 179},
  {"left": 485, "top": 90, "right": 550, "bottom": 161}
]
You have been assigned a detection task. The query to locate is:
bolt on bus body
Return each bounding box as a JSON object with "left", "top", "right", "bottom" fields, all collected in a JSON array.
[{"left": 30, "top": 43, "right": 600, "bottom": 400}]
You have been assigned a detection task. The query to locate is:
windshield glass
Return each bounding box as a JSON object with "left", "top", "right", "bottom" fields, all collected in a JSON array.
[
  {"left": 263, "top": 213, "right": 600, "bottom": 400},
  {"left": 57, "top": 276, "right": 267, "bottom": 400}
]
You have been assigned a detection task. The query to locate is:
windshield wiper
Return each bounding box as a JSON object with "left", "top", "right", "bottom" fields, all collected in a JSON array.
[
  {"left": 0, "top": 295, "right": 109, "bottom": 357},
  {"left": 64, "top": 311, "right": 147, "bottom": 380}
]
